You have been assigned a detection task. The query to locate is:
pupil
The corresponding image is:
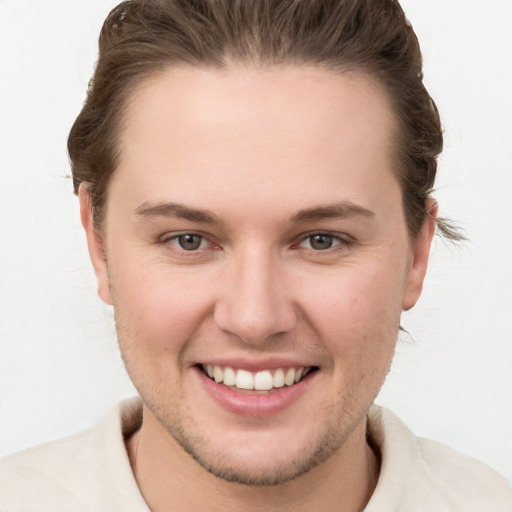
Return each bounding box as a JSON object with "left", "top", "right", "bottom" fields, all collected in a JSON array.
[
  {"left": 311, "top": 235, "right": 332, "bottom": 250},
  {"left": 179, "top": 234, "right": 201, "bottom": 250}
]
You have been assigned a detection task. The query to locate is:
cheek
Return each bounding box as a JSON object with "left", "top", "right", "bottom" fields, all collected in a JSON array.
[
  {"left": 298, "top": 259, "right": 405, "bottom": 355},
  {"left": 110, "top": 262, "right": 215, "bottom": 353}
]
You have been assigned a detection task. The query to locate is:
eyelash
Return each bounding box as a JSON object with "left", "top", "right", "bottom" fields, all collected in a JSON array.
[
  {"left": 160, "top": 232, "right": 217, "bottom": 253},
  {"left": 158, "top": 231, "right": 353, "bottom": 254},
  {"left": 295, "top": 232, "right": 353, "bottom": 251}
]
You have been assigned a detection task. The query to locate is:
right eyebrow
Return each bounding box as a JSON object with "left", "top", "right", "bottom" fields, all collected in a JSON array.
[{"left": 134, "top": 201, "right": 225, "bottom": 225}]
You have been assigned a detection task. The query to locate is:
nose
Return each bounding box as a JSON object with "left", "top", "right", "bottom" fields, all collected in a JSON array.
[{"left": 213, "top": 249, "right": 298, "bottom": 345}]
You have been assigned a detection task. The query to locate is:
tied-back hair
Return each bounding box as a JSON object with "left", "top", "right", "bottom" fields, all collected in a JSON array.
[{"left": 68, "top": 0, "right": 462, "bottom": 240}]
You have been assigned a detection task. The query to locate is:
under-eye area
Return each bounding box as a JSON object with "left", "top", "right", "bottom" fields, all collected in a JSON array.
[{"left": 199, "top": 365, "right": 319, "bottom": 393}]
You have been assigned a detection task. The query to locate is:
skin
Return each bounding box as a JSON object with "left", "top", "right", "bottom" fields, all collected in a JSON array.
[{"left": 80, "top": 66, "right": 436, "bottom": 512}]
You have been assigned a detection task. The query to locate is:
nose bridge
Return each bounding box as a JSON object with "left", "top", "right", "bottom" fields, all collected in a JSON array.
[{"left": 214, "top": 244, "right": 297, "bottom": 344}]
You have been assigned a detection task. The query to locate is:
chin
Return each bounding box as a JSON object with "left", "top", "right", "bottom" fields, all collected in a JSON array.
[
  {"left": 179, "top": 438, "right": 337, "bottom": 487},
  {"left": 162, "top": 412, "right": 353, "bottom": 487}
]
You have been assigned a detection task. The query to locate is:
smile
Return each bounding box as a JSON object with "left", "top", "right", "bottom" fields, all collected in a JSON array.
[{"left": 200, "top": 364, "right": 316, "bottom": 393}]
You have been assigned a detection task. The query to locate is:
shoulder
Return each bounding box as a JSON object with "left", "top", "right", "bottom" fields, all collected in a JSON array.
[
  {"left": 365, "top": 405, "right": 512, "bottom": 512},
  {"left": 0, "top": 397, "right": 146, "bottom": 512},
  {"left": 416, "top": 436, "right": 512, "bottom": 509},
  {"left": 0, "top": 429, "right": 95, "bottom": 512}
]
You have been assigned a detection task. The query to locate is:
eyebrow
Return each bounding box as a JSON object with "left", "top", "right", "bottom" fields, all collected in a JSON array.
[
  {"left": 134, "top": 200, "right": 375, "bottom": 226},
  {"left": 134, "top": 201, "right": 225, "bottom": 225},
  {"left": 290, "top": 202, "right": 376, "bottom": 223}
]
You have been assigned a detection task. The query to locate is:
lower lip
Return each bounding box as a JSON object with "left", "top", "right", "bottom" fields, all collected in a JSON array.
[{"left": 194, "top": 367, "right": 316, "bottom": 418}]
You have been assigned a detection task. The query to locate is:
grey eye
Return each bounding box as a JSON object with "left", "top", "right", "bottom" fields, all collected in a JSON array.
[
  {"left": 175, "top": 234, "right": 205, "bottom": 251},
  {"left": 308, "top": 234, "right": 335, "bottom": 250},
  {"left": 298, "top": 233, "right": 341, "bottom": 251}
]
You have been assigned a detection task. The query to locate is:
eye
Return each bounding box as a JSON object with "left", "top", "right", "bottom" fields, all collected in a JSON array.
[
  {"left": 298, "top": 233, "right": 344, "bottom": 251},
  {"left": 169, "top": 233, "right": 208, "bottom": 251}
]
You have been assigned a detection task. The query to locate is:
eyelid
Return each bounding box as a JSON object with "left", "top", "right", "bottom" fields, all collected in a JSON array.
[
  {"left": 156, "top": 230, "right": 353, "bottom": 253},
  {"left": 294, "top": 231, "right": 354, "bottom": 250},
  {"left": 158, "top": 231, "right": 219, "bottom": 252}
]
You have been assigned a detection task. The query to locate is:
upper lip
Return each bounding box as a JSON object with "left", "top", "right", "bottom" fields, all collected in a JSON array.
[{"left": 195, "top": 357, "right": 317, "bottom": 373}]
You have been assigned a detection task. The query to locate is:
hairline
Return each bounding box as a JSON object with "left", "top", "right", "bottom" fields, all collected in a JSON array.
[{"left": 91, "top": 60, "right": 417, "bottom": 239}]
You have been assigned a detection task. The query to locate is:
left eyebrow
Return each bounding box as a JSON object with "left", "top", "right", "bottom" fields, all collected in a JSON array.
[{"left": 290, "top": 201, "right": 376, "bottom": 224}]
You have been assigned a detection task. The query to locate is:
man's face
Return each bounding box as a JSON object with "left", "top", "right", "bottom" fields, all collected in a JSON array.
[{"left": 83, "top": 66, "right": 432, "bottom": 485}]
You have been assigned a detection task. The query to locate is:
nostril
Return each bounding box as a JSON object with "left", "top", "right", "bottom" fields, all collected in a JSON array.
[{"left": 213, "top": 304, "right": 298, "bottom": 346}]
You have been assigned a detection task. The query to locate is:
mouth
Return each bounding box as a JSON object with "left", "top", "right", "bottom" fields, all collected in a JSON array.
[{"left": 199, "top": 364, "right": 318, "bottom": 394}]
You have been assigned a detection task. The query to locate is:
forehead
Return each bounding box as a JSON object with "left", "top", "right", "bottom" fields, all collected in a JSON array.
[{"left": 111, "top": 65, "right": 399, "bottom": 223}]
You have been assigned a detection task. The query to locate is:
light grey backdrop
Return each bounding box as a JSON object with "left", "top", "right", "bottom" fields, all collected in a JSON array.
[{"left": 1, "top": 0, "right": 511, "bottom": 479}]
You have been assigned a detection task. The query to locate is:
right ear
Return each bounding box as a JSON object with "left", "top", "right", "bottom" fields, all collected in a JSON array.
[{"left": 78, "top": 184, "right": 113, "bottom": 305}]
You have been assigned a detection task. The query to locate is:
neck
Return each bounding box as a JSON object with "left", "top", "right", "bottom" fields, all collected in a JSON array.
[{"left": 127, "top": 406, "right": 379, "bottom": 512}]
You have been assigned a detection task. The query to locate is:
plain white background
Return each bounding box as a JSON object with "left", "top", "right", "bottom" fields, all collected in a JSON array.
[{"left": 1, "top": 0, "right": 511, "bottom": 480}]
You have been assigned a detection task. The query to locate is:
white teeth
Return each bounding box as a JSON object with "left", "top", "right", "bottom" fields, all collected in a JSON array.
[
  {"left": 203, "top": 365, "right": 310, "bottom": 391},
  {"left": 273, "top": 368, "right": 285, "bottom": 388},
  {"left": 284, "top": 368, "right": 296, "bottom": 386},
  {"left": 235, "top": 369, "right": 254, "bottom": 390},
  {"left": 223, "top": 366, "right": 236, "bottom": 386},
  {"left": 254, "top": 370, "right": 273, "bottom": 391},
  {"left": 213, "top": 365, "right": 223, "bottom": 383}
]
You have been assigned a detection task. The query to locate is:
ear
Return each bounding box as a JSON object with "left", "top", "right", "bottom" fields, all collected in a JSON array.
[
  {"left": 79, "top": 184, "right": 113, "bottom": 305},
  {"left": 402, "top": 199, "right": 438, "bottom": 311}
]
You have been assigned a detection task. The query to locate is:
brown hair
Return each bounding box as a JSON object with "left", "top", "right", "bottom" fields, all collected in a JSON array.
[{"left": 68, "top": 0, "right": 460, "bottom": 239}]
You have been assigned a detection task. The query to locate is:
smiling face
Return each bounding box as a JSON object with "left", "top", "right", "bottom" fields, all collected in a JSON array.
[{"left": 81, "top": 66, "right": 434, "bottom": 486}]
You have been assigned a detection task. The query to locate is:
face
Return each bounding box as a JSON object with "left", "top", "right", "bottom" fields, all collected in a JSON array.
[{"left": 82, "top": 66, "right": 434, "bottom": 485}]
